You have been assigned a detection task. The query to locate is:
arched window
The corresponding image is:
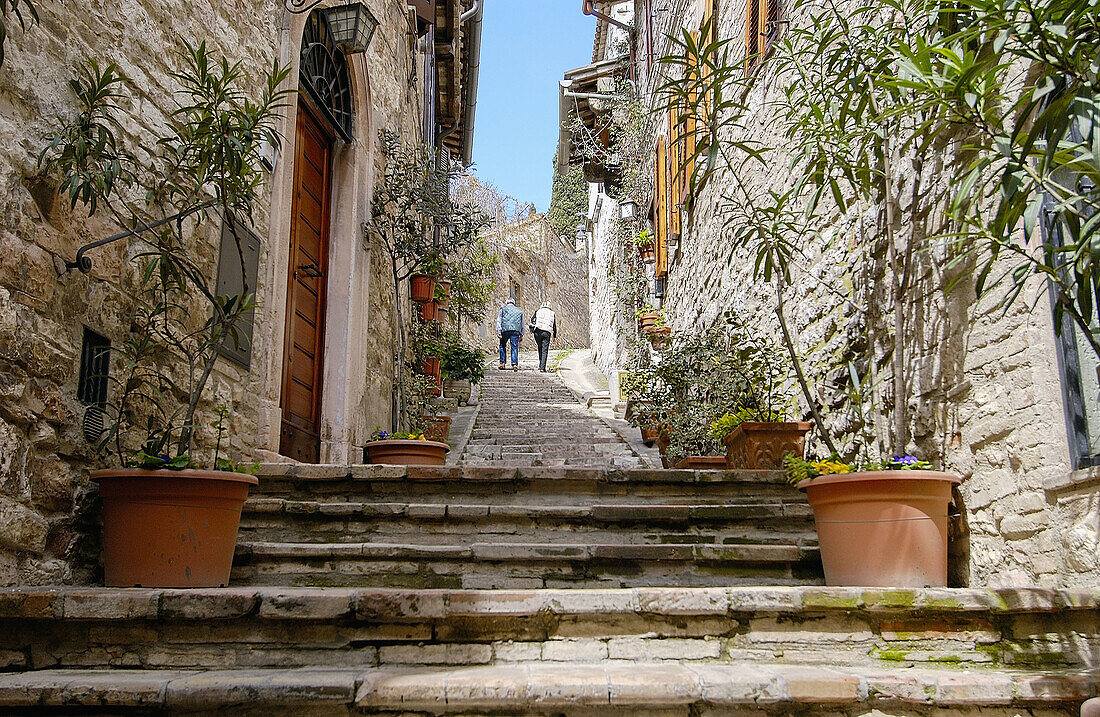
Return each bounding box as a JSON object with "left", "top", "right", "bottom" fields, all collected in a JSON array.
[{"left": 300, "top": 10, "right": 353, "bottom": 140}]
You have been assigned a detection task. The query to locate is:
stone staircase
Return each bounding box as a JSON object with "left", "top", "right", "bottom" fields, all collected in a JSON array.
[
  {"left": 460, "top": 355, "right": 646, "bottom": 468},
  {"left": 0, "top": 353, "right": 1097, "bottom": 714},
  {"left": 231, "top": 464, "right": 821, "bottom": 589}
]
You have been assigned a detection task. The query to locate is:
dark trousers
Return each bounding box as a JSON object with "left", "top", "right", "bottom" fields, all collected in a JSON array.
[{"left": 534, "top": 329, "right": 552, "bottom": 371}]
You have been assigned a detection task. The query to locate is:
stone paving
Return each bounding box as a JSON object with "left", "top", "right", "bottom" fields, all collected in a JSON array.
[{"left": 460, "top": 351, "right": 646, "bottom": 468}]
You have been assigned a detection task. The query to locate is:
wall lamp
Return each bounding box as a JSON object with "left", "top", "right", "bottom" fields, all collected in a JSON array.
[
  {"left": 285, "top": 1, "right": 380, "bottom": 56},
  {"left": 619, "top": 199, "right": 638, "bottom": 220}
]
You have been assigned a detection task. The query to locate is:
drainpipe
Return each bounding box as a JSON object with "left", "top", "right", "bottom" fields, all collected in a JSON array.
[
  {"left": 458, "top": 0, "right": 483, "bottom": 164},
  {"left": 582, "top": 0, "right": 632, "bottom": 33}
]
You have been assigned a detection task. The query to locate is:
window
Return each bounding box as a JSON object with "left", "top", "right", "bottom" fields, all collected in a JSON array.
[
  {"left": 215, "top": 215, "right": 261, "bottom": 368},
  {"left": 78, "top": 328, "right": 110, "bottom": 444},
  {"left": 1048, "top": 101, "right": 1100, "bottom": 468},
  {"left": 745, "top": 0, "right": 782, "bottom": 74}
]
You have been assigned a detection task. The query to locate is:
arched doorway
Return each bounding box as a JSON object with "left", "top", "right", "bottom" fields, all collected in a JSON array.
[{"left": 279, "top": 9, "right": 354, "bottom": 463}]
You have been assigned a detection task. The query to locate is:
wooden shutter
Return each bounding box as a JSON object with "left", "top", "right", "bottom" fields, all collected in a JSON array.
[
  {"left": 655, "top": 137, "right": 668, "bottom": 276},
  {"left": 683, "top": 33, "right": 698, "bottom": 212},
  {"left": 668, "top": 104, "right": 682, "bottom": 242},
  {"left": 746, "top": 0, "right": 781, "bottom": 73}
]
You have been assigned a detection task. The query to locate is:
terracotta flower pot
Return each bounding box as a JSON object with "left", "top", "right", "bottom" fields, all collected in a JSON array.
[
  {"left": 644, "top": 325, "right": 671, "bottom": 347},
  {"left": 639, "top": 425, "right": 660, "bottom": 447},
  {"left": 422, "top": 414, "right": 452, "bottom": 443},
  {"left": 723, "top": 421, "right": 812, "bottom": 469},
  {"left": 92, "top": 469, "right": 258, "bottom": 588},
  {"left": 436, "top": 280, "right": 452, "bottom": 309},
  {"left": 410, "top": 274, "right": 435, "bottom": 302},
  {"left": 416, "top": 299, "right": 439, "bottom": 322},
  {"left": 639, "top": 245, "right": 656, "bottom": 263},
  {"left": 444, "top": 378, "right": 473, "bottom": 405},
  {"left": 798, "top": 470, "right": 961, "bottom": 587},
  {"left": 364, "top": 439, "right": 449, "bottom": 465},
  {"left": 637, "top": 312, "right": 660, "bottom": 333},
  {"left": 674, "top": 455, "right": 730, "bottom": 470}
]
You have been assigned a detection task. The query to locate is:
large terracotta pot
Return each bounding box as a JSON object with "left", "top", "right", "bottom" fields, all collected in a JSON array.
[
  {"left": 444, "top": 378, "right": 473, "bottom": 405},
  {"left": 410, "top": 274, "right": 435, "bottom": 302},
  {"left": 798, "top": 470, "right": 961, "bottom": 587},
  {"left": 724, "top": 421, "right": 812, "bottom": 469},
  {"left": 416, "top": 299, "right": 439, "bottom": 323},
  {"left": 92, "top": 469, "right": 258, "bottom": 588},
  {"left": 423, "top": 414, "right": 452, "bottom": 443},
  {"left": 364, "top": 439, "right": 449, "bottom": 465},
  {"left": 674, "top": 455, "right": 729, "bottom": 470}
]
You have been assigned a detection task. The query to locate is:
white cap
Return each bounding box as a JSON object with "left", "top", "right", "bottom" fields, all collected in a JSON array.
[{"left": 506, "top": 297, "right": 515, "bottom": 305}]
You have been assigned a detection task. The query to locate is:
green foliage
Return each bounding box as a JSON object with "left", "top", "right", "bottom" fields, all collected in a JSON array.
[
  {"left": 547, "top": 158, "right": 587, "bottom": 241},
  {"left": 0, "top": 0, "right": 36, "bottom": 66},
  {"left": 442, "top": 341, "right": 486, "bottom": 383},
  {"left": 446, "top": 238, "right": 499, "bottom": 328},
  {"left": 38, "top": 44, "right": 290, "bottom": 467},
  {"left": 632, "top": 228, "right": 653, "bottom": 247}
]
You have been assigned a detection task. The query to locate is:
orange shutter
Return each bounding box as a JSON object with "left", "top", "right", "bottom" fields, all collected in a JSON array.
[
  {"left": 655, "top": 137, "right": 668, "bottom": 276},
  {"left": 684, "top": 36, "right": 698, "bottom": 210},
  {"left": 668, "top": 105, "right": 682, "bottom": 241}
]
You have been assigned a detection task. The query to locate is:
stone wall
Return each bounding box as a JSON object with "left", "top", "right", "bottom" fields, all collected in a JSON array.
[
  {"left": 0, "top": 0, "right": 426, "bottom": 585},
  {"left": 467, "top": 214, "right": 590, "bottom": 354},
  {"left": 582, "top": 0, "right": 1099, "bottom": 587}
]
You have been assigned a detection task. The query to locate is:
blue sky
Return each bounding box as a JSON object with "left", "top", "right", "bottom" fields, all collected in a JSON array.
[{"left": 469, "top": 2, "right": 596, "bottom": 212}]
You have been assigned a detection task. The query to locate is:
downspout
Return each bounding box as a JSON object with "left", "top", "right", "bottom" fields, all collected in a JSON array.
[
  {"left": 582, "top": 0, "right": 632, "bottom": 32},
  {"left": 459, "top": 0, "right": 483, "bottom": 164}
]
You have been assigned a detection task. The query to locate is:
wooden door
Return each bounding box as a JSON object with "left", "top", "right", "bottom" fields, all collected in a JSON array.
[{"left": 280, "top": 103, "right": 331, "bottom": 463}]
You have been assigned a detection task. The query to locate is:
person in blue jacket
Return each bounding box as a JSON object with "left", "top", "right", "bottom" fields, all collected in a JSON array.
[{"left": 496, "top": 297, "right": 524, "bottom": 370}]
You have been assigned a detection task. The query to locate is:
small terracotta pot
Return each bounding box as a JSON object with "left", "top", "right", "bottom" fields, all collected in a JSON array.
[
  {"left": 639, "top": 245, "right": 656, "bottom": 263},
  {"left": 798, "top": 470, "right": 961, "bottom": 587},
  {"left": 92, "top": 469, "right": 258, "bottom": 588},
  {"left": 639, "top": 425, "right": 660, "bottom": 447},
  {"left": 410, "top": 274, "right": 436, "bottom": 302},
  {"left": 422, "top": 414, "right": 452, "bottom": 443},
  {"left": 416, "top": 299, "right": 439, "bottom": 322},
  {"left": 436, "top": 280, "right": 452, "bottom": 309},
  {"left": 723, "top": 421, "right": 812, "bottom": 469},
  {"left": 364, "top": 439, "right": 449, "bottom": 465},
  {"left": 674, "top": 455, "right": 729, "bottom": 470},
  {"left": 644, "top": 325, "right": 671, "bottom": 347},
  {"left": 637, "top": 312, "right": 660, "bottom": 333},
  {"left": 444, "top": 378, "right": 473, "bottom": 405}
]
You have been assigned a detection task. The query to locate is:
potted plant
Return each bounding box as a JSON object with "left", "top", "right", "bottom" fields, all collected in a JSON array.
[
  {"left": 636, "top": 303, "right": 661, "bottom": 333},
  {"left": 434, "top": 279, "right": 452, "bottom": 310},
  {"left": 364, "top": 428, "right": 449, "bottom": 465},
  {"left": 785, "top": 455, "right": 961, "bottom": 587},
  {"left": 644, "top": 316, "right": 671, "bottom": 347},
  {"left": 37, "top": 47, "right": 289, "bottom": 587},
  {"left": 634, "top": 228, "right": 656, "bottom": 263},
  {"left": 410, "top": 273, "right": 436, "bottom": 302},
  {"left": 416, "top": 298, "right": 439, "bottom": 323},
  {"left": 442, "top": 341, "right": 485, "bottom": 405}
]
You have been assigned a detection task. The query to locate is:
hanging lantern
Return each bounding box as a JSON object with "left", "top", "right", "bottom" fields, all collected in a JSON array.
[{"left": 324, "top": 2, "right": 379, "bottom": 55}]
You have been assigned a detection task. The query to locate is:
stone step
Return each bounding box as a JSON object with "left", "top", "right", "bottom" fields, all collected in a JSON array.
[
  {"left": 238, "top": 499, "right": 815, "bottom": 546},
  {"left": 2, "top": 587, "right": 1096, "bottom": 671},
  {"left": 230, "top": 541, "right": 822, "bottom": 588},
  {"left": 0, "top": 663, "right": 1094, "bottom": 715}
]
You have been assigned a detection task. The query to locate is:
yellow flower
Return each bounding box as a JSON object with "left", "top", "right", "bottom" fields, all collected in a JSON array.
[{"left": 813, "top": 460, "right": 852, "bottom": 475}]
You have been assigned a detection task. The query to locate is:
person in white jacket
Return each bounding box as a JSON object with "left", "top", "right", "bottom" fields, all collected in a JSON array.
[{"left": 529, "top": 302, "right": 557, "bottom": 372}]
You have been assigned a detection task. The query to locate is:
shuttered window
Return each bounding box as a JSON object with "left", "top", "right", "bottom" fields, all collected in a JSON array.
[
  {"left": 655, "top": 136, "right": 668, "bottom": 276},
  {"left": 746, "top": 0, "right": 781, "bottom": 74}
]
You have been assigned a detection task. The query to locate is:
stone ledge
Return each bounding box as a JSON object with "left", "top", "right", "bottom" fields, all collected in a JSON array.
[
  {"left": 2, "top": 664, "right": 1093, "bottom": 711},
  {"left": 1044, "top": 466, "right": 1100, "bottom": 494},
  {"left": 1, "top": 586, "right": 1096, "bottom": 622}
]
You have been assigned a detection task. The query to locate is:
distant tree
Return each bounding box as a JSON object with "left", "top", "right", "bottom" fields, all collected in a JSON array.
[
  {"left": 548, "top": 153, "right": 587, "bottom": 243},
  {"left": 451, "top": 172, "right": 528, "bottom": 228}
]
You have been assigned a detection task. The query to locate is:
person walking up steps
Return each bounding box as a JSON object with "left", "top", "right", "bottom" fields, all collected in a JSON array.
[
  {"left": 496, "top": 297, "right": 524, "bottom": 371},
  {"left": 529, "top": 301, "right": 556, "bottom": 372}
]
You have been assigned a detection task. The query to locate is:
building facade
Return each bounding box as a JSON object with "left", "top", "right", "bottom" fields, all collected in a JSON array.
[
  {"left": 0, "top": 0, "right": 482, "bottom": 585},
  {"left": 563, "top": 0, "right": 1099, "bottom": 588},
  {"left": 467, "top": 214, "right": 591, "bottom": 354}
]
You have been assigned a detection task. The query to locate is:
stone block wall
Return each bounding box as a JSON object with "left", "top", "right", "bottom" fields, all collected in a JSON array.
[
  {"left": 581, "top": 0, "right": 1098, "bottom": 587},
  {"left": 467, "top": 214, "right": 590, "bottom": 353},
  {"left": 0, "top": 0, "right": 426, "bottom": 585}
]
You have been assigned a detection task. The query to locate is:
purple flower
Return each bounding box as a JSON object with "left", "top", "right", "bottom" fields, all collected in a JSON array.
[
  {"left": 377, "top": 431, "right": 388, "bottom": 440},
  {"left": 893, "top": 455, "right": 918, "bottom": 465}
]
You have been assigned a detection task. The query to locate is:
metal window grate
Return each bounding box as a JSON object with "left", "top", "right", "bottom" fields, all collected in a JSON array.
[{"left": 78, "top": 328, "right": 110, "bottom": 408}]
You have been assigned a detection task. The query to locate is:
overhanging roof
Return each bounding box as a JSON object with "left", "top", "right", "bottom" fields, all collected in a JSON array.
[{"left": 556, "top": 57, "right": 625, "bottom": 174}]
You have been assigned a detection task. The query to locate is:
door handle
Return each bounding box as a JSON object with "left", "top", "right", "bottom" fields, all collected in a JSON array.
[{"left": 298, "top": 262, "right": 324, "bottom": 278}]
